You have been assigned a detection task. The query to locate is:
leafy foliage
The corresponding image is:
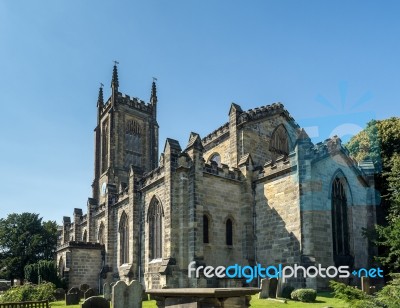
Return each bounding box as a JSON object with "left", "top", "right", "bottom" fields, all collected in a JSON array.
[
  {"left": 374, "top": 154, "right": 400, "bottom": 272},
  {"left": 0, "top": 282, "right": 56, "bottom": 303},
  {"left": 290, "top": 288, "right": 317, "bottom": 302},
  {"left": 329, "top": 280, "right": 367, "bottom": 302},
  {"left": 24, "top": 260, "right": 65, "bottom": 288},
  {"left": 375, "top": 216, "right": 400, "bottom": 271},
  {"left": 347, "top": 117, "right": 400, "bottom": 272},
  {"left": 0, "top": 213, "right": 58, "bottom": 283},
  {"left": 377, "top": 273, "right": 400, "bottom": 308},
  {"left": 330, "top": 280, "right": 387, "bottom": 307},
  {"left": 346, "top": 117, "right": 400, "bottom": 169}
]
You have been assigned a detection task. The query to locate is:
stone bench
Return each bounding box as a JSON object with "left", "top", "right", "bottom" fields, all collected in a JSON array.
[
  {"left": 146, "top": 287, "right": 260, "bottom": 308},
  {"left": 0, "top": 300, "right": 49, "bottom": 308}
]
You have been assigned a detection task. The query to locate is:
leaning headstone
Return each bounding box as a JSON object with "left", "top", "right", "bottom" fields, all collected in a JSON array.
[
  {"left": 112, "top": 280, "right": 143, "bottom": 308},
  {"left": 361, "top": 277, "right": 372, "bottom": 295},
  {"left": 81, "top": 296, "right": 110, "bottom": 308},
  {"left": 54, "top": 288, "right": 66, "bottom": 300},
  {"left": 258, "top": 278, "right": 269, "bottom": 299},
  {"left": 84, "top": 288, "right": 97, "bottom": 300},
  {"left": 269, "top": 278, "right": 278, "bottom": 298},
  {"left": 103, "top": 283, "right": 111, "bottom": 301},
  {"left": 66, "top": 293, "right": 80, "bottom": 305}
]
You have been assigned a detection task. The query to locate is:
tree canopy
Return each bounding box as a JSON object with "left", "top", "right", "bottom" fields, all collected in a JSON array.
[{"left": 0, "top": 213, "right": 58, "bottom": 283}]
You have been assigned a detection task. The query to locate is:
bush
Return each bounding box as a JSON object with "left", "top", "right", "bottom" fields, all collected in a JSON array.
[
  {"left": 352, "top": 299, "right": 387, "bottom": 308},
  {"left": 0, "top": 282, "right": 56, "bottom": 303},
  {"left": 281, "top": 285, "right": 295, "bottom": 299},
  {"left": 330, "top": 280, "right": 367, "bottom": 302},
  {"left": 290, "top": 288, "right": 317, "bottom": 302},
  {"left": 377, "top": 273, "right": 400, "bottom": 308}
]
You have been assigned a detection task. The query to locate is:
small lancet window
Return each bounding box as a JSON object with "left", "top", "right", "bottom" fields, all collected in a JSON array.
[
  {"left": 210, "top": 153, "right": 221, "bottom": 167},
  {"left": 203, "top": 215, "right": 210, "bottom": 244},
  {"left": 226, "top": 218, "right": 233, "bottom": 246},
  {"left": 119, "top": 212, "right": 129, "bottom": 264},
  {"left": 332, "top": 177, "right": 350, "bottom": 259}
]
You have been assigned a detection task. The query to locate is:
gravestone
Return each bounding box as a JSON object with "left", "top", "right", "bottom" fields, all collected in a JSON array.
[
  {"left": 81, "top": 296, "right": 110, "bottom": 308},
  {"left": 276, "top": 277, "right": 285, "bottom": 297},
  {"left": 80, "top": 284, "right": 90, "bottom": 299},
  {"left": 112, "top": 280, "right": 143, "bottom": 308},
  {"left": 84, "top": 288, "right": 97, "bottom": 300},
  {"left": 80, "top": 283, "right": 90, "bottom": 292},
  {"left": 68, "top": 287, "right": 80, "bottom": 294},
  {"left": 103, "top": 283, "right": 111, "bottom": 301},
  {"left": 268, "top": 278, "right": 278, "bottom": 298},
  {"left": 66, "top": 293, "right": 80, "bottom": 305},
  {"left": 361, "top": 277, "right": 374, "bottom": 295},
  {"left": 54, "top": 288, "right": 66, "bottom": 300},
  {"left": 258, "top": 278, "right": 269, "bottom": 299}
]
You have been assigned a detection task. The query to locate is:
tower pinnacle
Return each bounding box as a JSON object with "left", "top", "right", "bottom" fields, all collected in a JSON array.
[
  {"left": 97, "top": 83, "right": 104, "bottom": 108},
  {"left": 150, "top": 77, "right": 157, "bottom": 104},
  {"left": 111, "top": 61, "right": 119, "bottom": 89}
]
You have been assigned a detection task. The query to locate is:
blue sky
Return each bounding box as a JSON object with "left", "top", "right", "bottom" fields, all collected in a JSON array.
[{"left": 0, "top": 1, "right": 399, "bottom": 223}]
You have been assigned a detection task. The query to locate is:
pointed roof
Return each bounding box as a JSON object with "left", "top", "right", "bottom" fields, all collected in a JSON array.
[
  {"left": 229, "top": 102, "right": 243, "bottom": 115},
  {"left": 186, "top": 132, "right": 203, "bottom": 150},
  {"left": 164, "top": 138, "right": 182, "bottom": 152}
]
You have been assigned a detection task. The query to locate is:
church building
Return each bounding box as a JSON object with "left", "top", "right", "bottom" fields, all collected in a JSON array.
[{"left": 56, "top": 65, "right": 377, "bottom": 291}]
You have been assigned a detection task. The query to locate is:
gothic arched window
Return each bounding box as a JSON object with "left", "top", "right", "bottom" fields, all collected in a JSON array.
[
  {"left": 148, "top": 199, "right": 163, "bottom": 259},
  {"left": 203, "top": 215, "right": 210, "bottom": 244},
  {"left": 124, "top": 120, "right": 142, "bottom": 168},
  {"left": 226, "top": 218, "right": 233, "bottom": 246},
  {"left": 98, "top": 223, "right": 105, "bottom": 245},
  {"left": 332, "top": 177, "right": 351, "bottom": 262},
  {"left": 270, "top": 125, "right": 289, "bottom": 156},
  {"left": 119, "top": 212, "right": 129, "bottom": 264},
  {"left": 209, "top": 153, "right": 221, "bottom": 167},
  {"left": 101, "top": 120, "right": 109, "bottom": 173},
  {"left": 58, "top": 257, "right": 65, "bottom": 278},
  {"left": 82, "top": 230, "right": 87, "bottom": 242}
]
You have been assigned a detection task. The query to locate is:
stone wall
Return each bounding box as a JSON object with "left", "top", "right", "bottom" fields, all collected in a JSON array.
[
  {"left": 57, "top": 243, "right": 104, "bottom": 290},
  {"left": 255, "top": 159, "right": 302, "bottom": 267},
  {"left": 201, "top": 173, "right": 246, "bottom": 268}
]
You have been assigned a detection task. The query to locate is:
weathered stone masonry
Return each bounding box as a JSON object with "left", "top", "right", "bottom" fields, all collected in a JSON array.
[{"left": 57, "top": 65, "right": 376, "bottom": 291}]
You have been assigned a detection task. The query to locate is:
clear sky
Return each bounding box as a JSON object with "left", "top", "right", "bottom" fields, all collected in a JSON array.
[{"left": 0, "top": 1, "right": 399, "bottom": 223}]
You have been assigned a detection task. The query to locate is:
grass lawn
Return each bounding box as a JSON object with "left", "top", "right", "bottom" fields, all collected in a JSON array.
[
  {"left": 50, "top": 292, "right": 347, "bottom": 307},
  {"left": 250, "top": 292, "right": 348, "bottom": 307}
]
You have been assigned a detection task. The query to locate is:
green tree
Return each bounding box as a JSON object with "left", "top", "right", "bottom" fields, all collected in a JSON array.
[
  {"left": 347, "top": 117, "right": 400, "bottom": 168},
  {"left": 0, "top": 213, "right": 58, "bottom": 284},
  {"left": 375, "top": 154, "right": 400, "bottom": 271},
  {"left": 347, "top": 117, "right": 400, "bottom": 272}
]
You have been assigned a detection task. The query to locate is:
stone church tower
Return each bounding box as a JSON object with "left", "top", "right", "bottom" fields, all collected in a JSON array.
[{"left": 57, "top": 64, "right": 377, "bottom": 292}]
